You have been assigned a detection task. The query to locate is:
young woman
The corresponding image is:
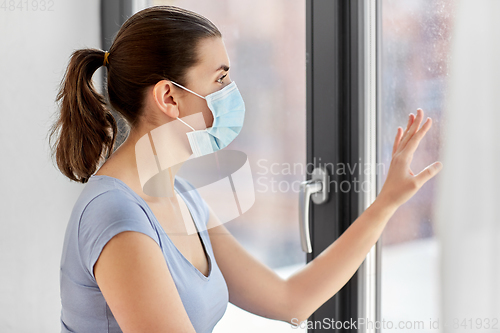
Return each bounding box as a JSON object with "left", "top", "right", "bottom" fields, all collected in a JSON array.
[{"left": 49, "top": 5, "right": 442, "bottom": 333}]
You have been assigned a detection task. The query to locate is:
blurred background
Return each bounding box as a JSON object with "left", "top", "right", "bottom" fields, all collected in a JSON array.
[{"left": 1, "top": 0, "right": 499, "bottom": 332}]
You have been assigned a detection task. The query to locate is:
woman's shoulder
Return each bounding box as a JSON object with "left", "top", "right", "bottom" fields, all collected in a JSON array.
[
  {"left": 78, "top": 175, "right": 151, "bottom": 227},
  {"left": 74, "top": 175, "right": 160, "bottom": 282}
]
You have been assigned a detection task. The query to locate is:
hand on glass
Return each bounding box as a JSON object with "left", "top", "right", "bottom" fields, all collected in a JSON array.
[{"left": 378, "top": 108, "right": 443, "bottom": 209}]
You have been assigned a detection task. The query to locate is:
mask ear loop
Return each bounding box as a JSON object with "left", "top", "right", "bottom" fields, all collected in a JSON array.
[
  {"left": 170, "top": 81, "right": 206, "bottom": 132},
  {"left": 170, "top": 81, "right": 206, "bottom": 99},
  {"left": 177, "top": 117, "right": 196, "bottom": 131}
]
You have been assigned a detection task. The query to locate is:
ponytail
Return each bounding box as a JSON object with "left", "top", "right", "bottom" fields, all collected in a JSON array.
[{"left": 49, "top": 49, "right": 117, "bottom": 184}]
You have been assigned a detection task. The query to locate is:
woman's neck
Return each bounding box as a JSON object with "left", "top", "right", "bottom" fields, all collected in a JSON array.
[{"left": 104, "top": 121, "right": 191, "bottom": 201}]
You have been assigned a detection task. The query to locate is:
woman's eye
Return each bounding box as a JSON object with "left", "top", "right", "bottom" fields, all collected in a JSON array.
[{"left": 217, "top": 73, "right": 228, "bottom": 84}]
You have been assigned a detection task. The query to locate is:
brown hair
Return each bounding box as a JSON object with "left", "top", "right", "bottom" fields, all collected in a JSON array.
[{"left": 48, "top": 5, "right": 221, "bottom": 183}]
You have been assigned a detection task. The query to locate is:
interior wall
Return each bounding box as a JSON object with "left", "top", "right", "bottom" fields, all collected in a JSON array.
[{"left": 0, "top": 1, "right": 101, "bottom": 331}]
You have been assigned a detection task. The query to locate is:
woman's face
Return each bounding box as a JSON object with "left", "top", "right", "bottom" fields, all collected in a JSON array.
[{"left": 176, "top": 36, "right": 232, "bottom": 129}]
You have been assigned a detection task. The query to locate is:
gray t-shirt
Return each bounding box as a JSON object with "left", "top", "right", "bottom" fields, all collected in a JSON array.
[{"left": 60, "top": 174, "right": 228, "bottom": 333}]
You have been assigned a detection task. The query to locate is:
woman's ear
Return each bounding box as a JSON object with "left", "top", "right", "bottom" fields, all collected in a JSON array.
[{"left": 153, "top": 80, "right": 179, "bottom": 119}]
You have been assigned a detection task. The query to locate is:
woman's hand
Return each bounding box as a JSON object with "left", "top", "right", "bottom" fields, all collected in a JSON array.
[{"left": 377, "top": 108, "right": 443, "bottom": 209}]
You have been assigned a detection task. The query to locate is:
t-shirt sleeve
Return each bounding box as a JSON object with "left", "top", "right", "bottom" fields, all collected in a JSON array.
[{"left": 78, "top": 189, "right": 160, "bottom": 282}]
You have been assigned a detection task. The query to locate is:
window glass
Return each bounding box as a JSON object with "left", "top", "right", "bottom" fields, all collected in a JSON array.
[{"left": 379, "top": 0, "right": 454, "bottom": 329}]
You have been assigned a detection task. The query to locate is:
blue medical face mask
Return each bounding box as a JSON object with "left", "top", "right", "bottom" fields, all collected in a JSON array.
[{"left": 171, "top": 80, "right": 245, "bottom": 157}]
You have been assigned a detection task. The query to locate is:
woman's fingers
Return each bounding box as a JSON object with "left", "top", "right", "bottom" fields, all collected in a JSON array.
[
  {"left": 406, "top": 113, "right": 415, "bottom": 132},
  {"left": 392, "top": 127, "right": 403, "bottom": 158},
  {"left": 414, "top": 161, "right": 443, "bottom": 188},
  {"left": 399, "top": 109, "right": 424, "bottom": 152},
  {"left": 379, "top": 108, "right": 441, "bottom": 208},
  {"left": 404, "top": 117, "right": 432, "bottom": 156},
  {"left": 394, "top": 114, "right": 414, "bottom": 156}
]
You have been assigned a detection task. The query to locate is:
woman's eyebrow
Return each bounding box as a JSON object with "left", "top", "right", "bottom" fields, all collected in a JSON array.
[{"left": 216, "top": 64, "right": 230, "bottom": 72}]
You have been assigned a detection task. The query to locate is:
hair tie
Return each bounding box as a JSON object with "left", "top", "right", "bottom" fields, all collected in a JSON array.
[{"left": 103, "top": 51, "right": 110, "bottom": 66}]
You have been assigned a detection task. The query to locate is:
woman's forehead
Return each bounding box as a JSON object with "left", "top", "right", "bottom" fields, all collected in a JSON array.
[{"left": 194, "top": 37, "right": 230, "bottom": 75}]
